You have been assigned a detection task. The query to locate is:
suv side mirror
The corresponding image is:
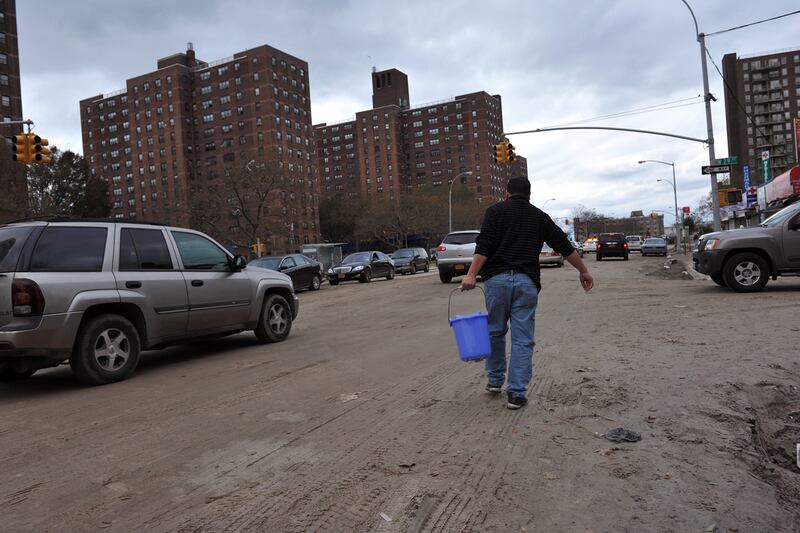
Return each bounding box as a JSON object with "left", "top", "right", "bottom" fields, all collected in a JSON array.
[{"left": 231, "top": 255, "right": 247, "bottom": 270}]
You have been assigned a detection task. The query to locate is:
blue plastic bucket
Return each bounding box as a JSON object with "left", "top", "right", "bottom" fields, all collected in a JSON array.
[{"left": 448, "top": 288, "right": 491, "bottom": 361}]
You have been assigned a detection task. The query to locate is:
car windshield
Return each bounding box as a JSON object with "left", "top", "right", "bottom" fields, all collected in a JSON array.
[
  {"left": 761, "top": 203, "right": 800, "bottom": 228},
  {"left": 645, "top": 238, "right": 665, "bottom": 245},
  {"left": 393, "top": 250, "right": 414, "bottom": 258},
  {"left": 250, "top": 257, "right": 282, "bottom": 270},
  {"left": 443, "top": 232, "right": 478, "bottom": 245},
  {"left": 343, "top": 252, "right": 371, "bottom": 264}
]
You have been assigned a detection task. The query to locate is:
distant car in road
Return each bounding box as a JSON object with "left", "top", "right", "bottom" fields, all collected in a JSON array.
[
  {"left": 0, "top": 219, "right": 299, "bottom": 385},
  {"left": 326, "top": 251, "right": 395, "bottom": 285},
  {"left": 249, "top": 254, "right": 322, "bottom": 291},
  {"left": 583, "top": 239, "right": 598, "bottom": 253},
  {"left": 693, "top": 201, "right": 800, "bottom": 292},
  {"left": 626, "top": 235, "right": 643, "bottom": 253},
  {"left": 539, "top": 244, "right": 564, "bottom": 267},
  {"left": 392, "top": 247, "right": 430, "bottom": 275},
  {"left": 596, "top": 233, "right": 629, "bottom": 261},
  {"left": 436, "top": 230, "right": 480, "bottom": 283},
  {"left": 569, "top": 239, "right": 584, "bottom": 257},
  {"left": 641, "top": 238, "right": 668, "bottom": 256}
]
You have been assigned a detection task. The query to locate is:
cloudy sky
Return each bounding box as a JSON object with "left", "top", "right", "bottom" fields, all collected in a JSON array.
[{"left": 17, "top": 0, "right": 800, "bottom": 221}]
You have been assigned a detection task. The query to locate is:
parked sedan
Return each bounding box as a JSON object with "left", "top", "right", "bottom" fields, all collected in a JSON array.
[
  {"left": 539, "top": 244, "right": 564, "bottom": 267},
  {"left": 326, "top": 251, "right": 395, "bottom": 285},
  {"left": 249, "top": 254, "right": 323, "bottom": 291},
  {"left": 392, "top": 247, "right": 430, "bottom": 275},
  {"left": 641, "top": 237, "right": 668, "bottom": 256}
]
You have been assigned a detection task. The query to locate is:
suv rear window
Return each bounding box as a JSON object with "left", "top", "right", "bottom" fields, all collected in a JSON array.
[
  {"left": 443, "top": 232, "right": 479, "bottom": 245},
  {"left": 599, "top": 234, "right": 625, "bottom": 244},
  {"left": 31, "top": 227, "right": 108, "bottom": 272},
  {"left": 0, "top": 226, "right": 34, "bottom": 272}
]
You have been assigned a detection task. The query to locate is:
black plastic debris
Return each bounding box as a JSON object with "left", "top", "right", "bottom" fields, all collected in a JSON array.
[{"left": 604, "top": 427, "right": 642, "bottom": 443}]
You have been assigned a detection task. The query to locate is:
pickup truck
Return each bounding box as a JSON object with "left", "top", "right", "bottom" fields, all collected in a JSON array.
[{"left": 693, "top": 201, "right": 800, "bottom": 292}]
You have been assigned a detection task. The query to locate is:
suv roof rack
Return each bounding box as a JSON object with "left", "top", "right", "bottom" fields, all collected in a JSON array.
[{"left": 3, "top": 216, "right": 167, "bottom": 226}]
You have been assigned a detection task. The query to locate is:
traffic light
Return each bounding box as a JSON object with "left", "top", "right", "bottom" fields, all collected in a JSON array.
[
  {"left": 564, "top": 218, "right": 570, "bottom": 225},
  {"left": 650, "top": 212, "right": 658, "bottom": 220},
  {"left": 31, "top": 135, "right": 50, "bottom": 163},
  {"left": 250, "top": 243, "right": 265, "bottom": 256},
  {"left": 494, "top": 142, "right": 506, "bottom": 164},
  {"left": 506, "top": 142, "right": 516, "bottom": 164},
  {"left": 718, "top": 188, "right": 742, "bottom": 207},
  {"left": 11, "top": 133, "right": 32, "bottom": 164}
]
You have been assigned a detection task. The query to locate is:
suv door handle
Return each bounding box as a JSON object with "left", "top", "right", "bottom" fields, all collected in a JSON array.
[
  {"left": 191, "top": 280, "right": 204, "bottom": 287},
  {"left": 125, "top": 281, "right": 142, "bottom": 289}
]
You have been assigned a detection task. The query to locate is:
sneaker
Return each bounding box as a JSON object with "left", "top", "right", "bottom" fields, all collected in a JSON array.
[
  {"left": 506, "top": 393, "right": 528, "bottom": 410},
  {"left": 485, "top": 382, "right": 503, "bottom": 394}
]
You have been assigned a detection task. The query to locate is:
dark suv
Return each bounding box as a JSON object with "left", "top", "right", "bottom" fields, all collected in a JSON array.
[
  {"left": 392, "top": 247, "right": 430, "bottom": 275},
  {"left": 596, "top": 233, "right": 629, "bottom": 261}
]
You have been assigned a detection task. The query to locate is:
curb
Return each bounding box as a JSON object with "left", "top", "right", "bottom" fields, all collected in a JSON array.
[{"left": 670, "top": 253, "right": 710, "bottom": 281}]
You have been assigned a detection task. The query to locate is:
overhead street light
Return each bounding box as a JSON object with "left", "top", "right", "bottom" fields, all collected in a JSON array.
[
  {"left": 448, "top": 171, "right": 473, "bottom": 233},
  {"left": 639, "top": 160, "right": 680, "bottom": 252},
  {"left": 541, "top": 198, "right": 556, "bottom": 209}
]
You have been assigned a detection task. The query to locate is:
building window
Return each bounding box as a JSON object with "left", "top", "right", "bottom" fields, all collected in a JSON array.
[{"left": 0, "top": 53, "right": 7, "bottom": 65}]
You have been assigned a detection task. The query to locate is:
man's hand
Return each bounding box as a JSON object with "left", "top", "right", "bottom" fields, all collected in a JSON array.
[
  {"left": 579, "top": 271, "right": 594, "bottom": 292},
  {"left": 460, "top": 273, "right": 477, "bottom": 291}
]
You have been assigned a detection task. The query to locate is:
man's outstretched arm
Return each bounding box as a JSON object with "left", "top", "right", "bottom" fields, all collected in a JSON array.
[
  {"left": 459, "top": 254, "right": 487, "bottom": 291},
  {"left": 564, "top": 251, "right": 593, "bottom": 292}
]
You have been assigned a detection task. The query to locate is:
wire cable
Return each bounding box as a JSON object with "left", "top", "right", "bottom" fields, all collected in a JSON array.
[
  {"left": 543, "top": 96, "right": 704, "bottom": 129},
  {"left": 706, "top": 9, "right": 800, "bottom": 37}
]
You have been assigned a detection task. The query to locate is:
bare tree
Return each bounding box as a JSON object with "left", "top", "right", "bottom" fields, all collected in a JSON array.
[{"left": 191, "top": 160, "right": 291, "bottom": 252}]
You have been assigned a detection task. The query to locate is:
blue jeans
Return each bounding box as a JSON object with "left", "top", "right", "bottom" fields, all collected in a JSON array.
[{"left": 484, "top": 272, "right": 539, "bottom": 398}]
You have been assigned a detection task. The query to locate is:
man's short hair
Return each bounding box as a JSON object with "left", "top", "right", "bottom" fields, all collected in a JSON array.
[{"left": 506, "top": 177, "right": 530, "bottom": 196}]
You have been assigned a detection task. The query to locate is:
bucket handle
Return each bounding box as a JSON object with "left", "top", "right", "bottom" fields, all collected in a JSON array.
[{"left": 448, "top": 286, "right": 486, "bottom": 322}]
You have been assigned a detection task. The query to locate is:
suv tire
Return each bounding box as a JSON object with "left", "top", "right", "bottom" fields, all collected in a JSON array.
[
  {"left": 722, "top": 252, "right": 769, "bottom": 293},
  {"left": 596, "top": 254, "right": 602, "bottom": 261},
  {"left": 254, "top": 294, "right": 293, "bottom": 343},
  {"left": 424, "top": 262, "right": 430, "bottom": 272},
  {"left": 711, "top": 273, "right": 727, "bottom": 287},
  {"left": 70, "top": 314, "right": 141, "bottom": 385},
  {"left": 439, "top": 272, "right": 453, "bottom": 284}
]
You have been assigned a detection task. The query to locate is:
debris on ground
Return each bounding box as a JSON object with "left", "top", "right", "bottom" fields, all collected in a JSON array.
[
  {"left": 379, "top": 512, "right": 392, "bottom": 522},
  {"left": 604, "top": 428, "right": 642, "bottom": 443}
]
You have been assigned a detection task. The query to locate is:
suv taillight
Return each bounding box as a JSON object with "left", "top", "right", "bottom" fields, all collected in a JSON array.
[
  {"left": 437, "top": 245, "right": 446, "bottom": 252},
  {"left": 596, "top": 243, "right": 602, "bottom": 249},
  {"left": 12, "top": 279, "right": 45, "bottom": 317},
  {"left": 624, "top": 242, "right": 629, "bottom": 248}
]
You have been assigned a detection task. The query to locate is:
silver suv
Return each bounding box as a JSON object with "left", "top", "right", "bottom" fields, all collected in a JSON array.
[
  {"left": 436, "top": 230, "right": 480, "bottom": 283},
  {"left": 693, "top": 201, "right": 800, "bottom": 292},
  {"left": 0, "top": 219, "right": 299, "bottom": 384}
]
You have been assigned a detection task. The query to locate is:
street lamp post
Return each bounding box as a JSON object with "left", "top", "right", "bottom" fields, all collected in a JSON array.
[
  {"left": 541, "top": 198, "right": 556, "bottom": 209},
  {"left": 448, "top": 171, "right": 473, "bottom": 233},
  {"left": 639, "top": 160, "right": 680, "bottom": 252},
  {"left": 680, "top": 0, "right": 721, "bottom": 232}
]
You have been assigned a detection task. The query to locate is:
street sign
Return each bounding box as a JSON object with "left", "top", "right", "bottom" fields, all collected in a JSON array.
[
  {"left": 682, "top": 206, "right": 690, "bottom": 214},
  {"left": 701, "top": 164, "right": 731, "bottom": 175},
  {"left": 761, "top": 151, "right": 772, "bottom": 182},
  {"left": 718, "top": 156, "right": 738, "bottom": 165}
]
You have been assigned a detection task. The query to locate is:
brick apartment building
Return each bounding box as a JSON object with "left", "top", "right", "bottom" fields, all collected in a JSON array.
[
  {"left": 313, "top": 68, "right": 525, "bottom": 206},
  {"left": 80, "top": 43, "right": 319, "bottom": 252},
  {"left": 0, "top": 0, "right": 26, "bottom": 221},
  {"left": 722, "top": 48, "right": 800, "bottom": 190}
]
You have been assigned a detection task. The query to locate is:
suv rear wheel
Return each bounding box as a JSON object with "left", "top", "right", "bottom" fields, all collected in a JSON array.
[
  {"left": 254, "top": 294, "right": 293, "bottom": 343},
  {"left": 70, "top": 314, "right": 141, "bottom": 385},
  {"left": 439, "top": 272, "right": 453, "bottom": 284},
  {"left": 722, "top": 252, "right": 769, "bottom": 293}
]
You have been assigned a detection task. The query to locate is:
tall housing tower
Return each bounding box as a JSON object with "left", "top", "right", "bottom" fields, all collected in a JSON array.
[
  {"left": 80, "top": 44, "right": 319, "bottom": 253},
  {"left": 314, "top": 68, "right": 525, "bottom": 206},
  {"left": 722, "top": 48, "right": 800, "bottom": 189},
  {"left": 0, "top": 0, "right": 26, "bottom": 221}
]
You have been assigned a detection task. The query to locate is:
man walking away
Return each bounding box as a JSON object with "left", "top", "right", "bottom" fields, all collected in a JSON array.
[{"left": 460, "top": 177, "right": 593, "bottom": 409}]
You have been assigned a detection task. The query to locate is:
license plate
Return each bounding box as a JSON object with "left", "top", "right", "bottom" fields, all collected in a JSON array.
[
  {"left": 455, "top": 264, "right": 465, "bottom": 271},
  {"left": 338, "top": 274, "right": 346, "bottom": 279}
]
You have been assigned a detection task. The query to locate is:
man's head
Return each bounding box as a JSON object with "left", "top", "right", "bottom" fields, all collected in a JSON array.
[{"left": 506, "top": 177, "right": 531, "bottom": 199}]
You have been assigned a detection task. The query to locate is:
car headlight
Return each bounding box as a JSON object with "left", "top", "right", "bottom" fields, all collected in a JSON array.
[
  {"left": 352, "top": 265, "right": 364, "bottom": 271},
  {"left": 327, "top": 268, "right": 334, "bottom": 274},
  {"left": 705, "top": 239, "right": 720, "bottom": 250}
]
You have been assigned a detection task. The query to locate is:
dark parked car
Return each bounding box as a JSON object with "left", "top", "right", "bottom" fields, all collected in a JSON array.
[
  {"left": 249, "top": 254, "right": 322, "bottom": 291},
  {"left": 641, "top": 238, "right": 668, "bottom": 256},
  {"left": 392, "top": 247, "right": 430, "bottom": 275},
  {"left": 596, "top": 233, "right": 629, "bottom": 261},
  {"left": 326, "top": 251, "right": 395, "bottom": 285}
]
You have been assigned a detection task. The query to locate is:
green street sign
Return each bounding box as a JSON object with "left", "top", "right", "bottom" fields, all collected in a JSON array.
[
  {"left": 718, "top": 156, "right": 738, "bottom": 165},
  {"left": 762, "top": 157, "right": 771, "bottom": 182}
]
